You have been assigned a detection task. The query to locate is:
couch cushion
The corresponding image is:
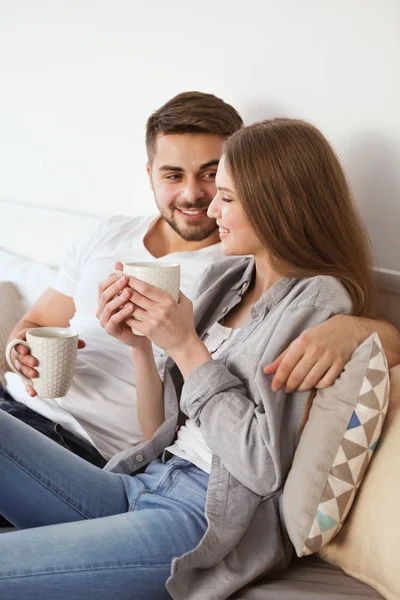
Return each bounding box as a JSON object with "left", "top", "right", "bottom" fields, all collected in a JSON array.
[
  {"left": 0, "top": 282, "right": 24, "bottom": 386},
  {"left": 0, "top": 248, "right": 57, "bottom": 311},
  {"left": 319, "top": 364, "right": 400, "bottom": 600},
  {"left": 230, "top": 556, "right": 383, "bottom": 599},
  {"left": 282, "top": 333, "right": 389, "bottom": 556}
]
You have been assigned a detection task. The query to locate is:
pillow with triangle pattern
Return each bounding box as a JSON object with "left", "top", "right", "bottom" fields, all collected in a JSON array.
[{"left": 282, "top": 332, "right": 389, "bottom": 556}]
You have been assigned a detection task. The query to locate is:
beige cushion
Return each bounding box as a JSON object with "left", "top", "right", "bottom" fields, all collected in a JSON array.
[
  {"left": 319, "top": 364, "right": 400, "bottom": 599},
  {"left": 283, "top": 333, "right": 389, "bottom": 556},
  {"left": 0, "top": 282, "right": 24, "bottom": 386}
]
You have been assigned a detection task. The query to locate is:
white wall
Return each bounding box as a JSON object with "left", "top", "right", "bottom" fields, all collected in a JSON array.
[{"left": 0, "top": 0, "right": 399, "bottom": 269}]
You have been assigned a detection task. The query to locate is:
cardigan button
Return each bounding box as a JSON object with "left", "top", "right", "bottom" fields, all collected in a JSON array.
[{"left": 136, "top": 454, "right": 144, "bottom": 463}]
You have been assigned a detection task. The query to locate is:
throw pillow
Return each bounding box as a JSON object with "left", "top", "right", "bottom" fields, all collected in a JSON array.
[
  {"left": 0, "top": 282, "right": 24, "bottom": 386},
  {"left": 282, "top": 332, "right": 389, "bottom": 556},
  {"left": 319, "top": 364, "right": 400, "bottom": 600}
]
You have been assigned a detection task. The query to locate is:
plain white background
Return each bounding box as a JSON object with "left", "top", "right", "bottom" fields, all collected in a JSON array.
[{"left": 0, "top": 0, "right": 399, "bottom": 269}]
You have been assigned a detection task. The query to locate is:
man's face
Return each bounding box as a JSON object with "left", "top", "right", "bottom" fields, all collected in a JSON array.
[{"left": 147, "top": 133, "right": 223, "bottom": 242}]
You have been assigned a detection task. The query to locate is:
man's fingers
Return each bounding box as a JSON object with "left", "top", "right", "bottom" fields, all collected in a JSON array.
[
  {"left": 315, "top": 363, "right": 344, "bottom": 390},
  {"left": 270, "top": 346, "right": 305, "bottom": 391},
  {"left": 15, "top": 343, "right": 29, "bottom": 355},
  {"left": 294, "top": 357, "right": 334, "bottom": 392},
  {"left": 263, "top": 350, "right": 286, "bottom": 375},
  {"left": 13, "top": 349, "right": 37, "bottom": 368},
  {"left": 26, "top": 384, "right": 37, "bottom": 397},
  {"left": 20, "top": 364, "right": 38, "bottom": 379}
]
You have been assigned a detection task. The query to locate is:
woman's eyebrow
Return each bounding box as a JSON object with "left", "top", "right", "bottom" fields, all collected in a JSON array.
[{"left": 217, "top": 185, "right": 235, "bottom": 193}]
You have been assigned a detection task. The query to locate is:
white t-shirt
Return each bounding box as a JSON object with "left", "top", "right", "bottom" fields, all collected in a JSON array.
[
  {"left": 165, "top": 320, "right": 241, "bottom": 473},
  {"left": 6, "top": 214, "right": 223, "bottom": 460}
]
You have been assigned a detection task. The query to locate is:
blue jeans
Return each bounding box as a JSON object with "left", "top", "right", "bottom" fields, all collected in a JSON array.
[
  {"left": 0, "top": 382, "right": 107, "bottom": 467},
  {"left": 0, "top": 410, "right": 209, "bottom": 599}
]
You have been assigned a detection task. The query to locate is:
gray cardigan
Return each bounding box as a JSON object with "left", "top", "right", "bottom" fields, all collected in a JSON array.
[{"left": 105, "top": 257, "right": 352, "bottom": 599}]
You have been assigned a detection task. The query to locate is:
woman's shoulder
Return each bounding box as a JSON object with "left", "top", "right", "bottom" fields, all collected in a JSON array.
[
  {"left": 194, "top": 256, "right": 252, "bottom": 298},
  {"left": 288, "top": 275, "right": 353, "bottom": 315}
]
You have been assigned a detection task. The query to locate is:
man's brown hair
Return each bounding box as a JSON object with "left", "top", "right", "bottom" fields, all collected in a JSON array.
[
  {"left": 224, "top": 118, "right": 377, "bottom": 317},
  {"left": 146, "top": 91, "right": 243, "bottom": 162}
]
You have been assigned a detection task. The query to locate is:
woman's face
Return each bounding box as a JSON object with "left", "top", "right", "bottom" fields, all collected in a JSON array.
[{"left": 207, "top": 156, "right": 264, "bottom": 257}]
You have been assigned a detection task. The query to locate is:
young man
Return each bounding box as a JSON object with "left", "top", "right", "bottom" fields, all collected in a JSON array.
[{"left": 3, "top": 92, "right": 400, "bottom": 468}]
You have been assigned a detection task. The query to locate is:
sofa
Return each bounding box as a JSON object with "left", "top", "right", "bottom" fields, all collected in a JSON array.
[{"left": 1, "top": 217, "right": 399, "bottom": 599}]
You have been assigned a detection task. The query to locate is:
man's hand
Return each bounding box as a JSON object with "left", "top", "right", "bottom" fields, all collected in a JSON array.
[
  {"left": 11, "top": 329, "right": 85, "bottom": 397},
  {"left": 263, "top": 315, "right": 363, "bottom": 392}
]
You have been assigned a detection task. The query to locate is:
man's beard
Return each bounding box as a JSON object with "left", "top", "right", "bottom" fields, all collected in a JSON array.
[{"left": 160, "top": 205, "right": 218, "bottom": 242}]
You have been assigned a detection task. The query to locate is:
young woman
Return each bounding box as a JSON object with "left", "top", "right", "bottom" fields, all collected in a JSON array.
[{"left": 0, "top": 119, "right": 376, "bottom": 599}]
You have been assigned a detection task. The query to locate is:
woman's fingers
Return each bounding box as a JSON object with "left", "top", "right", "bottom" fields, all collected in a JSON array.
[
  {"left": 105, "top": 303, "right": 134, "bottom": 334},
  {"left": 127, "top": 277, "right": 172, "bottom": 303},
  {"left": 98, "top": 287, "right": 133, "bottom": 326},
  {"left": 97, "top": 274, "right": 129, "bottom": 312}
]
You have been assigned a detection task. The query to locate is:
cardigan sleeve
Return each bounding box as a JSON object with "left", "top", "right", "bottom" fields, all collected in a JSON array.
[{"left": 180, "top": 299, "right": 349, "bottom": 497}]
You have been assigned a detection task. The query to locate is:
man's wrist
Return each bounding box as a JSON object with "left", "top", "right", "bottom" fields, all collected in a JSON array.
[{"left": 334, "top": 314, "right": 368, "bottom": 346}]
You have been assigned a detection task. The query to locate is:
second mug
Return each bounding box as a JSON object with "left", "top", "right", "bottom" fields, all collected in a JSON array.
[{"left": 5, "top": 327, "right": 79, "bottom": 398}]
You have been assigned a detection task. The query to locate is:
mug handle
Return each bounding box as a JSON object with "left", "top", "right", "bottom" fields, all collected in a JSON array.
[{"left": 5, "top": 339, "right": 33, "bottom": 385}]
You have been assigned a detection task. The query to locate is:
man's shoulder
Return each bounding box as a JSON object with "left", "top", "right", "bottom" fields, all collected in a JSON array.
[
  {"left": 94, "top": 214, "right": 155, "bottom": 236},
  {"left": 81, "top": 213, "right": 156, "bottom": 248}
]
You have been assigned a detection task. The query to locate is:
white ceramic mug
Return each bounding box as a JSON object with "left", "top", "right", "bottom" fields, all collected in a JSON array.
[
  {"left": 6, "top": 327, "right": 79, "bottom": 398},
  {"left": 122, "top": 261, "right": 181, "bottom": 335}
]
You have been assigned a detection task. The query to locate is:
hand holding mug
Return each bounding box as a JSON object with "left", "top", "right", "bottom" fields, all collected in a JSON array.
[
  {"left": 97, "top": 263, "right": 150, "bottom": 349},
  {"left": 6, "top": 328, "right": 80, "bottom": 398},
  {"left": 124, "top": 276, "right": 197, "bottom": 356},
  {"left": 8, "top": 329, "right": 85, "bottom": 397}
]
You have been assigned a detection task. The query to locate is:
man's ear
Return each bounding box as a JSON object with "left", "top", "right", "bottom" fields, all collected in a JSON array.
[{"left": 146, "top": 163, "right": 154, "bottom": 190}]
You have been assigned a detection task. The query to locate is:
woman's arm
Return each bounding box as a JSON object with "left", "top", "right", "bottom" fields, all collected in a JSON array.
[
  {"left": 96, "top": 264, "right": 165, "bottom": 439},
  {"left": 130, "top": 345, "right": 164, "bottom": 440}
]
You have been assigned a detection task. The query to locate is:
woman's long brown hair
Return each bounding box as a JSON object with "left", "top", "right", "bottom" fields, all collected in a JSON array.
[{"left": 224, "top": 119, "right": 377, "bottom": 317}]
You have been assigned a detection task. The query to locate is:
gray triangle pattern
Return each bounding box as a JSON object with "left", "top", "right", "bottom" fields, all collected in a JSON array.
[
  {"left": 363, "top": 414, "right": 381, "bottom": 446},
  {"left": 359, "top": 388, "right": 381, "bottom": 410},
  {"left": 321, "top": 481, "right": 335, "bottom": 502},
  {"left": 366, "top": 368, "right": 387, "bottom": 387}
]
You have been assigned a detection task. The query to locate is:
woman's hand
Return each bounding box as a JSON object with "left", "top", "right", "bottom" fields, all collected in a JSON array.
[
  {"left": 124, "top": 277, "right": 198, "bottom": 356},
  {"left": 97, "top": 263, "right": 150, "bottom": 349}
]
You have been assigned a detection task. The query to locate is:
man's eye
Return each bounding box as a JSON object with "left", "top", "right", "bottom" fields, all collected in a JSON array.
[
  {"left": 165, "top": 174, "right": 181, "bottom": 181},
  {"left": 203, "top": 171, "right": 217, "bottom": 180}
]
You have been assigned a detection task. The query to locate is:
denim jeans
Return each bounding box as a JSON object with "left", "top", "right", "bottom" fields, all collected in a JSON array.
[
  {"left": 0, "top": 410, "right": 209, "bottom": 599},
  {"left": 0, "top": 382, "right": 107, "bottom": 467}
]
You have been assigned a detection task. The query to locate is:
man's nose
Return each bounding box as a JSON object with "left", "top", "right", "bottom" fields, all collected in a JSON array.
[{"left": 181, "top": 179, "right": 205, "bottom": 202}]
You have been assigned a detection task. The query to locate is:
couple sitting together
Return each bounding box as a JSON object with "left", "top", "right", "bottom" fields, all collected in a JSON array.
[{"left": 0, "top": 92, "right": 399, "bottom": 599}]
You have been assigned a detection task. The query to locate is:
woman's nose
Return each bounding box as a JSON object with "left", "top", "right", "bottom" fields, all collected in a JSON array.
[{"left": 207, "top": 196, "right": 220, "bottom": 219}]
